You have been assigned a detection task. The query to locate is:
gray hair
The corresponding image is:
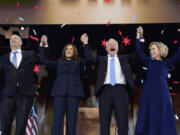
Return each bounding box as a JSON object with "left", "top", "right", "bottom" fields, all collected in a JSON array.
[{"left": 106, "top": 38, "right": 119, "bottom": 47}]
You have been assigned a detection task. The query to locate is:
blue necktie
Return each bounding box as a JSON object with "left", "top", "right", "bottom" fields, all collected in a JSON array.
[
  {"left": 12, "top": 51, "right": 18, "bottom": 68},
  {"left": 110, "top": 56, "right": 116, "bottom": 86}
]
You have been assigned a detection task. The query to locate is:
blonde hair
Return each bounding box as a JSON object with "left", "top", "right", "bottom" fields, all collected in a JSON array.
[{"left": 149, "top": 42, "right": 168, "bottom": 58}]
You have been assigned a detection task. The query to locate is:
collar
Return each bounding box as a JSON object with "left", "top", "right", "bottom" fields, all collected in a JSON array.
[
  {"left": 11, "top": 49, "right": 22, "bottom": 54},
  {"left": 108, "top": 54, "right": 118, "bottom": 58}
]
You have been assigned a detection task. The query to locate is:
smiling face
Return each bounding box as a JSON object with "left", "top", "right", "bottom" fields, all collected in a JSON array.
[
  {"left": 10, "top": 34, "right": 22, "bottom": 50},
  {"left": 150, "top": 44, "right": 161, "bottom": 60},
  {"left": 65, "top": 44, "right": 74, "bottom": 60},
  {"left": 106, "top": 39, "right": 119, "bottom": 56}
]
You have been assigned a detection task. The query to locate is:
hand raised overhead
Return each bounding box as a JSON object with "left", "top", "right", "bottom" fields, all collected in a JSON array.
[
  {"left": 80, "top": 33, "right": 88, "bottom": 45},
  {"left": 40, "top": 35, "right": 48, "bottom": 47}
]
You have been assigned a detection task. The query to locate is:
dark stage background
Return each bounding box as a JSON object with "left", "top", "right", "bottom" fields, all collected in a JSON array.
[{"left": 0, "top": 24, "right": 180, "bottom": 134}]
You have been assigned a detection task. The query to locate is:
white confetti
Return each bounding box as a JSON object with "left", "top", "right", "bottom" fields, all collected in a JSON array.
[
  {"left": 167, "top": 73, "right": 171, "bottom": 79},
  {"left": 61, "top": 23, "right": 67, "bottom": 28},
  {"left": 161, "top": 29, "right": 164, "bottom": 35},
  {"left": 175, "top": 114, "right": 179, "bottom": 120},
  {"left": 33, "top": 29, "right": 37, "bottom": 36},
  {"left": 19, "top": 17, "right": 24, "bottom": 22},
  {"left": 132, "top": 14, "right": 136, "bottom": 23},
  {"left": 142, "top": 67, "right": 147, "bottom": 70}
]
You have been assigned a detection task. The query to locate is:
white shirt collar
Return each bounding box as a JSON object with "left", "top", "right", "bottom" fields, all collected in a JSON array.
[
  {"left": 11, "top": 49, "right": 22, "bottom": 54},
  {"left": 108, "top": 54, "right": 118, "bottom": 58}
]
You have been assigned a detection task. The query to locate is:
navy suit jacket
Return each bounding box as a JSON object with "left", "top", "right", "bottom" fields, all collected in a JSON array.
[
  {"left": 84, "top": 45, "right": 136, "bottom": 96},
  {"left": 39, "top": 45, "right": 91, "bottom": 98},
  {"left": 0, "top": 50, "right": 40, "bottom": 97}
]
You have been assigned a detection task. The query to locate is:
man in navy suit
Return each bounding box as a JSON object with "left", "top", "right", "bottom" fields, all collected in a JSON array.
[
  {"left": 0, "top": 33, "right": 40, "bottom": 135},
  {"left": 81, "top": 34, "right": 136, "bottom": 135}
]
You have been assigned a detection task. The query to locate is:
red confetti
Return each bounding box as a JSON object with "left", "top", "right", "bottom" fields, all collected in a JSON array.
[
  {"left": 122, "top": 36, "right": 131, "bottom": 46},
  {"left": 29, "top": 35, "right": 39, "bottom": 42},
  {"left": 34, "top": 65, "right": 40, "bottom": 74},
  {"left": 173, "top": 81, "right": 180, "bottom": 84},
  {"left": 34, "top": 5, "right": 39, "bottom": 10},
  {"left": 106, "top": 20, "right": 111, "bottom": 26},
  {"left": 172, "top": 66, "right": 175, "bottom": 70},
  {"left": 173, "top": 40, "right": 178, "bottom": 44},
  {"left": 17, "top": 1, "right": 20, "bottom": 7},
  {"left": 170, "top": 93, "right": 176, "bottom": 96},
  {"left": 101, "top": 39, "right": 106, "bottom": 47},
  {"left": 118, "top": 30, "right": 122, "bottom": 36},
  {"left": 104, "top": 0, "right": 110, "bottom": 3},
  {"left": 72, "top": 36, "right": 75, "bottom": 43},
  {"left": 43, "top": 8, "right": 46, "bottom": 12}
]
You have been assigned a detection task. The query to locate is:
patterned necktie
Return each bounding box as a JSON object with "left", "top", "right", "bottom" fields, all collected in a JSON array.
[
  {"left": 12, "top": 51, "right": 18, "bottom": 68},
  {"left": 110, "top": 56, "right": 116, "bottom": 86}
]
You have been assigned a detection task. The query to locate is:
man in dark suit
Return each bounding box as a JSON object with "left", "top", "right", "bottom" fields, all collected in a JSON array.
[
  {"left": 81, "top": 33, "right": 136, "bottom": 135},
  {"left": 0, "top": 33, "right": 40, "bottom": 135}
]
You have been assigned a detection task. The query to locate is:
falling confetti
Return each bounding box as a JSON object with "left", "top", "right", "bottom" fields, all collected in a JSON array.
[
  {"left": 142, "top": 67, "right": 148, "bottom": 70},
  {"left": 43, "top": 8, "right": 46, "bottom": 12},
  {"left": 132, "top": 14, "right": 136, "bottom": 23},
  {"left": 72, "top": 36, "right": 75, "bottom": 43},
  {"left": 122, "top": 36, "right": 131, "bottom": 46},
  {"left": 173, "top": 81, "right": 180, "bottom": 84},
  {"left": 167, "top": 73, "right": 171, "bottom": 79},
  {"left": 106, "top": 20, "right": 111, "bottom": 26},
  {"left": 34, "top": 65, "right": 40, "bottom": 74},
  {"left": 172, "top": 66, "right": 175, "bottom": 70},
  {"left": 34, "top": 5, "right": 39, "bottom": 10},
  {"left": 19, "top": 17, "right": 24, "bottom": 22},
  {"left": 33, "top": 29, "right": 37, "bottom": 36},
  {"left": 118, "top": 30, "right": 122, "bottom": 36},
  {"left": 173, "top": 40, "right": 178, "bottom": 44},
  {"left": 101, "top": 39, "right": 106, "bottom": 47},
  {"left": 30, "top": 35, "right": 39, "bottom": 42},
  {"left": 170, "top": 93, "right": 176, "bottom": 96},
  {"left": 141, "top": 79, "right": 144, "bottom": 84},
  {"left": 17, "top": 1, "right": 20, "bottom": 7},
  {"left": 175, "top": 114, "right": 179, "bottom": 120},
  {"left": 104, "top": 0, "right": 110, "bottom": 3},
  {"left": 161, "top": 29, "right": 164, "bottom": 35},
  {"left": 61, "top": 23, "right": 67, "bottom": 28}
]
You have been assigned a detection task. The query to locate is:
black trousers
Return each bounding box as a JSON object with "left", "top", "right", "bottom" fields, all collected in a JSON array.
[
  {"left": 51, "top": 96, "right": 80, "bottom": 135},
  {"left": 1, "top": 90, "right": 34, "bottom": 135},
  {"left": 98, "top": 84, "right": 129, "bottom": 135}
]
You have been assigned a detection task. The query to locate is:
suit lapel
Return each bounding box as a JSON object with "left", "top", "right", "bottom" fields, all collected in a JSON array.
[
  {"left": 18, "top": 50, "right": 25, "bottom": 69},
  {"left": 118, "top": 55, "right": 127, "bottom": 78},
  {"left": 7, "top": 53, "right": 17, "bottom": 70}
]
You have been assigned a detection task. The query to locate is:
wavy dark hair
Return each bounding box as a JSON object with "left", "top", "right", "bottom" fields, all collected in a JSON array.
[{"left": 60, "top": 43, "right": 79, "bottom": 60}]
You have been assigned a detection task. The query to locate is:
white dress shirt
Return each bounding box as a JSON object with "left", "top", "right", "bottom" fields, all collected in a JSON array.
[
  {"left": 10, "top": 49, "right": 22, "bottom": 68},
  {"left": 104, "top": 54, "right": 126, "bottom": 85}
]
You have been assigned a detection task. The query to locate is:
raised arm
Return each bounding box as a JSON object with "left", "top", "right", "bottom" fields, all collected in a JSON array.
[
  {"left": 80, "top": 33, "right": 99, "bottom": 65},
  {"left": 39, "top": 35, "right": 57, "bottom": 68},
  {"left": 136, "top": 26, "right": 150, "bottom": 65},
  {"left": 165, "top": 43, "right": 180, "bottom": 66}
]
